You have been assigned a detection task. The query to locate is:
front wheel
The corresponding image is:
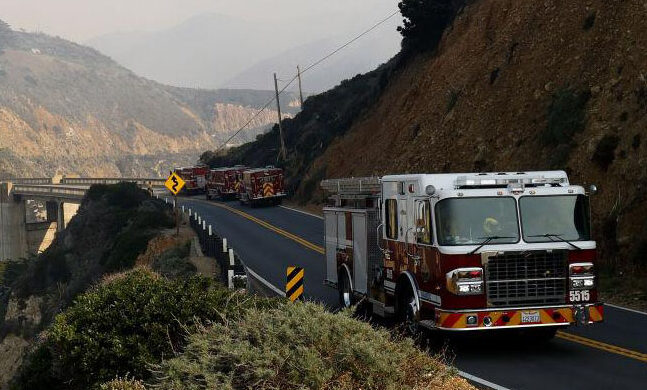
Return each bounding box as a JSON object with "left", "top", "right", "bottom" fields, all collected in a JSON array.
[{"left": 397, "top": 286, "right": 420, "bottom": 336}]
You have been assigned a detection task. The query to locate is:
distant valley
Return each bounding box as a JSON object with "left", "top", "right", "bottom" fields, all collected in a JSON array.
[{"left": 0, "top": 22, "right": 298, "bottom": 178}]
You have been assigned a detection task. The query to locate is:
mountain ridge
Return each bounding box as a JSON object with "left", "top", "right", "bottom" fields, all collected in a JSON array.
[{"left": 0, "top": 24, "right": 297, "bottom": 178}]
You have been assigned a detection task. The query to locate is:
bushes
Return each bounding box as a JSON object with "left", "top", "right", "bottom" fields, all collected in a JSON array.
[
  {"left": 15, "top": 269, "right": 467, "bottom": 390},
  {"left": 592, "top": 134, "right": 620, "bottom": 170},
  {"left": 22, "top": 270, "right": 272, "bottom": 390},
  {"left": 398, "top": 0, "right": 466, "bottom": 55},
  {"left": 542, "top": 87, "right": 590, "bottom": 167},
  {"left": 100, "top": 377, "right": 146, "bottom": 390},
  {"left": 152, "top": 303, "right": 465, "bottom": 390},
  {"left": 152, "top": 243, "right": 196, "bottom": 279}
]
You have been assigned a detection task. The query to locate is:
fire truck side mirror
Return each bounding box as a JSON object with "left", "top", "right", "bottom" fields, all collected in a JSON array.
[{"left": 588, "top": 184, "right": 598, "bottom": 195}]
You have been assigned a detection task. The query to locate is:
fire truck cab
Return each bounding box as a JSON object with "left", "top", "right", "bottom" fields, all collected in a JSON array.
[
  {"left": 322, "top": 171, "right": 603, "bottom": 336},
  {"left": 239, "top": 167, "right": 286, "bottom": 207},
  {"left": 206, "top": 166, "right": 246, "bottom": 201}
]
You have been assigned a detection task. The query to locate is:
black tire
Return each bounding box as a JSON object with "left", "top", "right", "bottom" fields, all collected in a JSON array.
[
  {"left": 338, "top": 269, "right": 353, "bottom": 308},
  {"left": 397, "top": 284, "right": 420, "bottom": 336}
]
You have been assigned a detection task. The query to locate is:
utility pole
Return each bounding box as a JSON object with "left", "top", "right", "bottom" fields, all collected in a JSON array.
[
  {"left": 274, "top": 73, "right": 287, "bottom": 161},
  {"left": 297, "top": 65, "right": 304, "bottom": 108}
]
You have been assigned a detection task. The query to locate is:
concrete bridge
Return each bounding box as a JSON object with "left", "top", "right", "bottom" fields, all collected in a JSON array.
[{"left": 0, "top": 177, "right": 166, "bottom": 261}]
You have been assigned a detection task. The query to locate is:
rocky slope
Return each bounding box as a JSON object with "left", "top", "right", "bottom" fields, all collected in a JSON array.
[
  {"left": 0, "top": 24, "right": 296, "bottom": 178},
  {"left": 311, "top": 0, "right": 647, "bottom": 266},
  {"left": 210, "top": 0, "right": 647, "bottom": 267}
]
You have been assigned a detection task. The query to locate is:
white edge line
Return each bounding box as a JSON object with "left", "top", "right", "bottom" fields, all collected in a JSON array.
[
  {"left": 605, "top": 303, "right": 647, "bottom": 316},
  {"left": 280, "top": 205, "right": 324, "bottom": 220},
  {"left": 458, "top": 371, "right": 511, "bottom": 390},
  {"left": 245, "top": 266, "right": 286, "bottom": 297}
]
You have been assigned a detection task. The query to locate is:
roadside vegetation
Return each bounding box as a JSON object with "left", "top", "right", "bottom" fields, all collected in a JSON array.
[
  {"left": 0, "top": 183, "right": 175, "bottom": 387},
  {"left": 13, "top": 269, "right": 469, "bottom": 390},
  {"left": 2, "top": 183, "right": 469, "bottom": 390}
]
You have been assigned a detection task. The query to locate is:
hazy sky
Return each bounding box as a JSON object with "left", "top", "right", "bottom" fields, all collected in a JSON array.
[{"left": 1, "top": 0, "right": 401, "bottom": 43}]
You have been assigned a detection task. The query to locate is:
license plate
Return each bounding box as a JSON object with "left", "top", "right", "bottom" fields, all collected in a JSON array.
[{"left": 521, "top": 311, "right": 541, "bottom": 323}]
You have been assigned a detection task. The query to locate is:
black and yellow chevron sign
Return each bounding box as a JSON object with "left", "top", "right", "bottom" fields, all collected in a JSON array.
[
  {"left": 286, "top": 266, "right": 304, "bottom": 302},
  {"left": 263, "top": 182, "right": 275, "bottom": 197}
]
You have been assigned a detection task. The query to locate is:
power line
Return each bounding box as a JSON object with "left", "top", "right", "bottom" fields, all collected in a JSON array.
[{"left": 215, "top": 9, "right": 400, "bottom": 152}]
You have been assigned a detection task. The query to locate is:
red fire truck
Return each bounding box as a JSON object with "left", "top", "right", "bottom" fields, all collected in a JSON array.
[
  {"left": 206, "top": 166, "right": 246, "bottom": 201},
  {"left": 239, "top": 167, "right": 286, "bottom": 207},
  {"left": 321, "top": 172, "right": 603, "bottom": 338},
  {"left": 172, "top": 166, "right": 208, "bottom": 195}
]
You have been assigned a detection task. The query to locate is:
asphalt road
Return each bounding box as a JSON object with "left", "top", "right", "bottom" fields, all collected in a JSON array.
[{"left": 176, "top": 196, "right": 647, "bottom": 390}]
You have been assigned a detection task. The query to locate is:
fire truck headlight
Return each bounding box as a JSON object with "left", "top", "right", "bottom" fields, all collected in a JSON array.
[
  {"left": 446, "top": 267, "right": 484, "bottom": 296},
  {"left": 569, "top": 262, "right": 594, "bottom": 290},
  {"left": 570, "top": 276, "right": 595, "bottom": 290}
]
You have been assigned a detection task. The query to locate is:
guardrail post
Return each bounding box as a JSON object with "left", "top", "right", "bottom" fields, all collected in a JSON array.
[{"left": 228, "top": 248, "right": 235, "bottom": 289}]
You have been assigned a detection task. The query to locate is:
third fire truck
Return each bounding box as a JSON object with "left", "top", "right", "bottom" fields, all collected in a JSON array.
[
  {"left": 321, "top": 171, "right": 603, "bottom": 338},
  {"left": 173, "top": 166, "right": 208, "bottom": 195},
  {"left": 239, "top": 166, "right": 286, "bottom": 207},
  {"left": 206, "top": 166, "right": 246, "bottom": 201}
]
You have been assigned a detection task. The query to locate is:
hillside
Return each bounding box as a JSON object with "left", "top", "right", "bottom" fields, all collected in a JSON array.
[
  {"left": 0, "top": 23, "right": 296, "bottom": 178},
  {"left": 205, "top": 0, "right": 647, "bottom": 268}
]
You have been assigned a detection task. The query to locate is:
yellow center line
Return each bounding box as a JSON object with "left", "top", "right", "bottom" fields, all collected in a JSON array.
[
  {"left": 209, "top": 202, "right": 325, "bottom": 255},
  {"left": 193, "top": 199, "right": 647, "bottom": 364},
  {"left": 556, "top": 331, "right": 647, "bottom": 363}
]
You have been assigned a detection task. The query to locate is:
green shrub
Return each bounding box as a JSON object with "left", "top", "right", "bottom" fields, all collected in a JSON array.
[
  {"left": 153, "top": 303, "right": 463, "bottom": 390},
  {"left": 35, "top": 270, "right": 274, "bottom": 389},
  {"left": 153, "top": 244, "right": 196, "bottom": 279},
  {"left": 592, "top": 134, "right": 620, "bottom": 170},
  {"left": 398, "top": 0, "right": 466, "bottom": 54},
  {"left": 100, "top": 377, "right": 146, "bottom": 390},
  {"left": 541, "top": 87, "right": 590, "bottom": 167},
  {"left": 85, "top": 182, "right": 147, "bottom": 209},
  {"left": 583, "top": 12, "right": 596, "bottom": 30}
]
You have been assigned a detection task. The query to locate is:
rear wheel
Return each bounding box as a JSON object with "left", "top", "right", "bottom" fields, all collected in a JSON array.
[{"left": 338, "top": 269, "right": 353, "bottom": 308}]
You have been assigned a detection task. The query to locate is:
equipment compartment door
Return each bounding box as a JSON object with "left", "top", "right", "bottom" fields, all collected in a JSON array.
[
  {"left": 352, "top": 212, "right": 368, "bottom": 294},
  {"left": 324, "top": 211, "right": 338, "bottom": 284}
]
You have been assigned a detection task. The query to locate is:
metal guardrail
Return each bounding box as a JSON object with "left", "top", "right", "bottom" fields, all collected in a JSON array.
[
  {"left": 60, "top": 178, "right": 166, "bottom": 187},
  {"left": 12, "top": 185, "right": 88, "bottom": 200}
]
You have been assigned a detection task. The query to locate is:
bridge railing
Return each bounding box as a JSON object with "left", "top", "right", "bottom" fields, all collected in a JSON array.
[
  {"left": 60, "top": 178, "right": 167, "bottom": 187},
  {"left": 6, "top": 178, "right": 53, "bottom": 185},
  {"left": 12, "top": 185, "right": 88, "bottom": 200}
]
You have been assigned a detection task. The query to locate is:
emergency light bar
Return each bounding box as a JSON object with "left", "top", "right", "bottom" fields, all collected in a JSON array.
[{"left": 455, "top": 173, "right": 567, "bottom": 189}]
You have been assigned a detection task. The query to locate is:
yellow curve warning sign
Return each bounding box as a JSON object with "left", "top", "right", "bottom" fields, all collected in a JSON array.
[
  {"left": 286, "top": 266, "right": 304, "bottom": 302},
  {"left": 165, "top": 172, "right": 185, "bottom": 196}
]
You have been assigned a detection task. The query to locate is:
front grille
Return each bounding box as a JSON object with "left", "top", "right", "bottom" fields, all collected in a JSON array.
[{"left": 485, "top": 250, "right": 567, "bottom": 307}]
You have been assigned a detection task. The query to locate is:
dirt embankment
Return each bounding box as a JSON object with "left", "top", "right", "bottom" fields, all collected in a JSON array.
[{"left": 308, "top": 0, "right": 647, "bottom": 267}]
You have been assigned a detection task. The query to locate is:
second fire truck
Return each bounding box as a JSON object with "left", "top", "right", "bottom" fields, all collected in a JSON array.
[
  {"left": 239, "top": 166, "right": 286, "bottom": 207},
  {"left": 321, "top": 171, "right": 603, "bottom": 338},
  {"left": 206, "top": 166, "right": 246, "bottom": 201}
]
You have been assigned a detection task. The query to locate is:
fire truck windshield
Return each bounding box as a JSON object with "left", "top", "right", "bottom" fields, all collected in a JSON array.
[
  {"left": 519, "top": 195, "right": 591, "bottom": 242},
  {"left": 435, "top": 197, "right": 519, "bottom": 246}
]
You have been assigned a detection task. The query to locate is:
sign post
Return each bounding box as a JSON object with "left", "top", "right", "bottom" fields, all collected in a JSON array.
[{"left": 165, "top": 172, "right": 185, "bottom": 237}]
